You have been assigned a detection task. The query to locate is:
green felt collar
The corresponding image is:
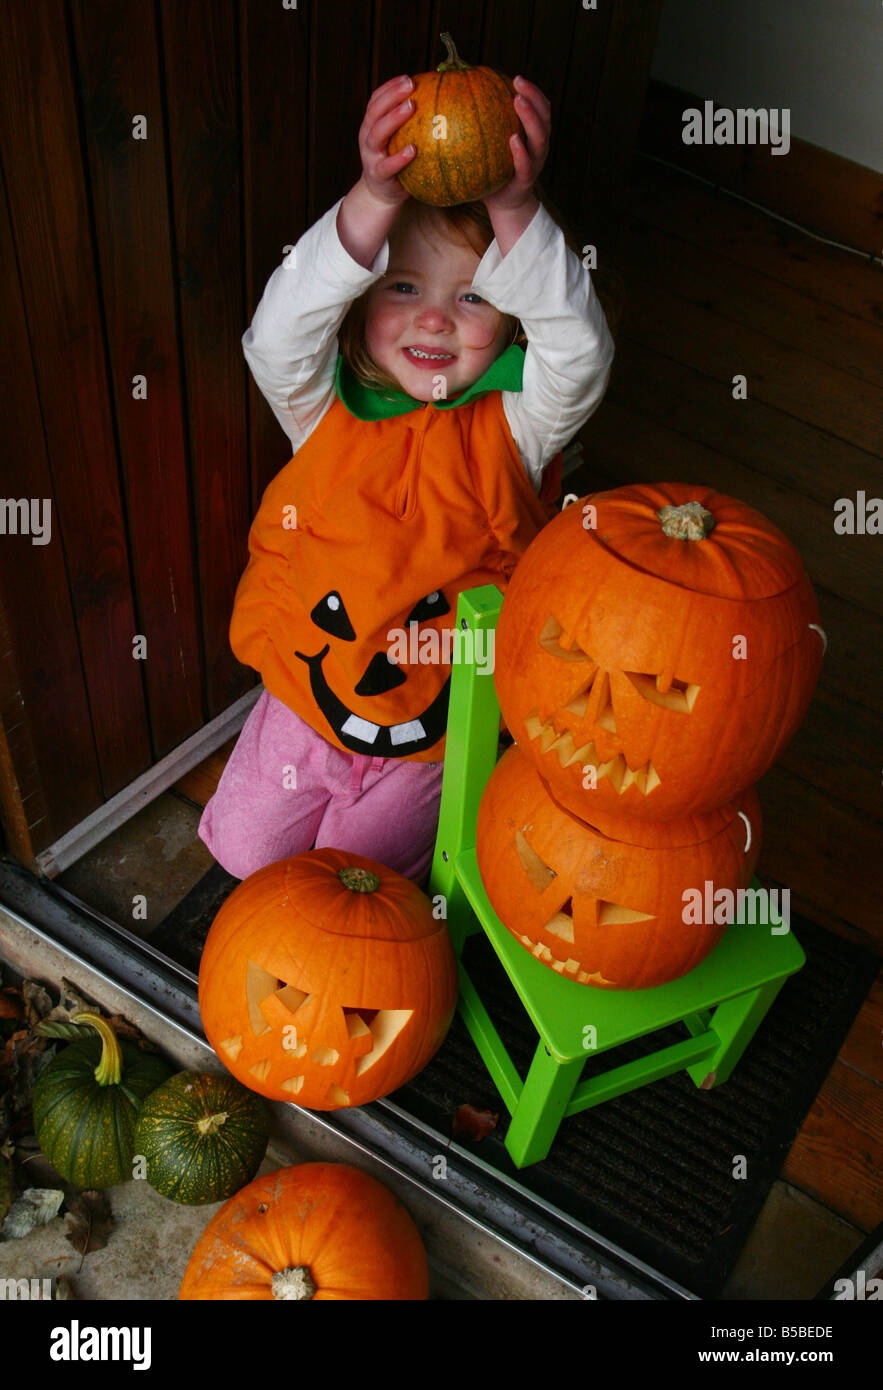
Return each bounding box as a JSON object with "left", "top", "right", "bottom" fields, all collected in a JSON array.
[{"left": 335, "top": 344, "right": 525, "bottom": 420}]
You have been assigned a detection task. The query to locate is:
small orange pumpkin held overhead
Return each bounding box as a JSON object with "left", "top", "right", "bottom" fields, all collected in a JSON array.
[
  {"left": 477, "top": 744, "right": 761, "bottom": 991},
  {"left": 179, "top": 1163, "right": 429, "bottom": 1300},
  {"left": 387, "top": 32, "right": 525, "bottom": 205},
  {"left": 198, "top": 849, "right": 458, "bottom": 1110}
]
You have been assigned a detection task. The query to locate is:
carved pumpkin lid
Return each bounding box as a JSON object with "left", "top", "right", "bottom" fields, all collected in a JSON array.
[
  {"left": 219, "top": 849, "right": 443, "bottom": 943},
  {"left": 584, "top": 482, "right": 809, "bottom": 601}
]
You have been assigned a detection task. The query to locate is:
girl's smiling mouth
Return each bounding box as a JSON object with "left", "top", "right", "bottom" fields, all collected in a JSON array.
[{"left": 403, "top": 345, "right": 457, "bottom": 367}]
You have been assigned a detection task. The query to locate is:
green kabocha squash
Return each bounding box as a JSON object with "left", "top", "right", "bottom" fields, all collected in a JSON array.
[
  {"left": 32, "top": 1013, "right": 173, "bottom": 1188},
  {"left": 134, "top": 1071, "right": 270, "bottom": 1205}
]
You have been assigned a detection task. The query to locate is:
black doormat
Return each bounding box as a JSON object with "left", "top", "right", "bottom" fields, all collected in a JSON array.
[{"left": 150, "top": 869, "right": 879, "bottom": 1300}]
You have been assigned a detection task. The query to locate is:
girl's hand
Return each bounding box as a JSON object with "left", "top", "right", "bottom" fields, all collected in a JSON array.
[
  {"left": 484, "top": 76, "right": 551, "bottom": 214},
  {"left": 358, "top": 75, "right": 417, "bottom": 207}
]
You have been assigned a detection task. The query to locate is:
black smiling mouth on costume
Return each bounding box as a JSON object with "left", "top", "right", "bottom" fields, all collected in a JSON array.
[{"left": 294, "top": 588, "right": 452, "bottom": 755}]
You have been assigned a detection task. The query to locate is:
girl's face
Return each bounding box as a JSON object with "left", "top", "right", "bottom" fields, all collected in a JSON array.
[{"left": 363, "top": 220, "right": 512, "bottom": 402}]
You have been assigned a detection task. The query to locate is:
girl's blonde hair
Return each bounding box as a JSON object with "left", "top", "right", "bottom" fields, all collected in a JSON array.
[{"left": 338, "top": 181, "right": 606, "bottom": 401}]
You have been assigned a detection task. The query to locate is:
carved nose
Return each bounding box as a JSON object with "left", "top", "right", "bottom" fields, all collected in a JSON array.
[{"left": 354, "top": 651, "right": 408, "bottom": 697}]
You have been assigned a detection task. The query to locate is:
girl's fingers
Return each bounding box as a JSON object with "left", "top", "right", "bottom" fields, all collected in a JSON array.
[
  {"left": 513, "top": 75, "right": 551, "bottom": 117},
  {"left": 363, "top": 100, "right": 414, "bottom": 158},
  {"left": 366, "top": 75, "right": 413, "bottom": 121},
  {"left": 514, "top": 94, "right": 549, "bottom": 144}
]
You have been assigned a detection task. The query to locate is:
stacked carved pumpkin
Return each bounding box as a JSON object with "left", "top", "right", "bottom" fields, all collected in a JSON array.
[{"left": 478, "top": 482, "right": 825, "bottom": 990}]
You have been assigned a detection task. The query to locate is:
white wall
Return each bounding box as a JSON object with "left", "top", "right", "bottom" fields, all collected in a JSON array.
[{"left": 651, "top": 0, "right": 883, "bottom": 172}]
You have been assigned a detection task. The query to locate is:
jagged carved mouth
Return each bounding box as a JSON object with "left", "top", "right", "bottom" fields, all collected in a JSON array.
[
  {"left": 512, "top": 830, "right": 654, "bottom": 984},
  {"left": 524, "top": 614, "right": 702, "bottom": 794},
  {"left": 524, "top": 709, "right": 662, "bottom": 795},
  {"left": 217, "top": 962, "right": 413, "bottom": 1108}
]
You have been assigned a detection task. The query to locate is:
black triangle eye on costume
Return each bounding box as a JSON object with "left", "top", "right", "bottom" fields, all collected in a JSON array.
[
  {"left": 310, "top": 591, "right": 356, "bottom": 640},
  {"left": 405, "top": 590, "right": 451, "bottom": 624}
]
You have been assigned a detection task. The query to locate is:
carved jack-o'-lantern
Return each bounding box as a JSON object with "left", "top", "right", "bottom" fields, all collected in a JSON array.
[
  {"left": 494, "top": 483, "right": 825, "bottom": 839},
  {"left": 198, "top": 850, "right": 458, "bottom": 1109},
  {"left": 476, "top": 744, "right": 761, "bottom": 990}
]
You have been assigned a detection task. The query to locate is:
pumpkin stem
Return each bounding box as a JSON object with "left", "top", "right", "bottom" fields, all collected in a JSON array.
[
  {"left": 437, "top": 32, "right": 471, "bottom": 72},
  {"left": 71, "top": 1012, "right": 123, "bottom": 1087},
  {"left": 657, "top": 501, "right": 716, "bottom": 541},
  {"left": 337, "top": 866, "right": 381, "bottom": 893},
  {"left": 196, "top": 1111, "right": 228, "bottom": 1137},
  {"left": 271, "top": 1266, "right": 317, "bottom": 1300}
]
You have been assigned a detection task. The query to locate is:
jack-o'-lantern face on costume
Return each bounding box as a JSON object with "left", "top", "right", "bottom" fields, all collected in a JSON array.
[
  {"left": 198, "top": 850, "right": 458, "bottom": 1110},
  {"left": 477, "top": 745, "right": 762, "bottom": 990},
  {"left": 294, "top": 587, "right": 453, "bottom": 757},
  {"left": 494, "top": 483, "right": 825, "bottom": 838}
]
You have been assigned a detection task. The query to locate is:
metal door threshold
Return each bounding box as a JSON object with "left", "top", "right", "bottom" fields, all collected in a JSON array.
[{"left": 0, "top": 855, "right": 694, "bottom": 1300}]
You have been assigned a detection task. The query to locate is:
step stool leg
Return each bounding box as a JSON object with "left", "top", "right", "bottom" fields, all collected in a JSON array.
[
  {"left": 504, "top": 1044, "right": 585, "bottom": 1168},
  {"left": 687, "top": 979, "right": 786, "bottom": 1090}
]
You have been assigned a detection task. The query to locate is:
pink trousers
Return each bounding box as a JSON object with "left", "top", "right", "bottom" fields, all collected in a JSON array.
[{"left": 198, "top": 692, "right": 446, "bottom": 884}]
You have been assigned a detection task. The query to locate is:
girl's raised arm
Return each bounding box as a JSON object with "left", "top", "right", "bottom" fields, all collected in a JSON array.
[{"left": 242, "top": 80, "right": 417, "bottom": 458}]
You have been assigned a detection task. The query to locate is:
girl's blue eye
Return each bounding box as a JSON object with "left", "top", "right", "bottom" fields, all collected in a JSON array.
[{"left": 389, "top": 283, "right": 484, "bottom": 304}]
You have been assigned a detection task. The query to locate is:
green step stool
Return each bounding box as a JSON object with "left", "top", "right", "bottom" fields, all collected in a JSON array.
[{"left": 428, "top": 585, "right": 805, "bottom": 1168}]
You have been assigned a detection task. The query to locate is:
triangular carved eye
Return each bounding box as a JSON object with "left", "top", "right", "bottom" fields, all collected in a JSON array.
[
  {"left": 625, "top": 671, "right": 699, "bottom": 713},
  {"left": 353, "top": 1010, "right": 413, "bottom": 1075},
  {"left": 539, "top": 615, "right": 590, "bottom": 662},
  {"left": 597, "top": 903, "right": 655, "bottom": 925},
  {"left": 515, "top": 829, "right": 556, "bottom": 891},
  {"left": 246, "top": 961, "right": 310, "bottom": 1035}
]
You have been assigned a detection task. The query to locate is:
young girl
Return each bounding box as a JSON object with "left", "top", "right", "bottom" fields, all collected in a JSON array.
[{"left": 198, "top": 73, "right": 614, "bottom": 886}]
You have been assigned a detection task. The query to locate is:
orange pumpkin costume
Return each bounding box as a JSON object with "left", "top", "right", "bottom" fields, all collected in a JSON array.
[{"left": 229, "top": 346, "right": 555, "bottom": 762}]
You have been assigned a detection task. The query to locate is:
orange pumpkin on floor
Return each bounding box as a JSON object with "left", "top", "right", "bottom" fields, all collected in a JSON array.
[
  {"left": 476, "top": 744, "right": 761, "bottom": 990},
  {"left": 494, "top": 482, "right": 825, "bottom": 838},
  {"left": 198, "top": 849, "right": 457, "bottom": 1109},
  {"left": 387, "top": 32, "right": 525, "bottom": 205},
  {"left": 179, "top": 1163, "right": 428, "bottom": 1300}
]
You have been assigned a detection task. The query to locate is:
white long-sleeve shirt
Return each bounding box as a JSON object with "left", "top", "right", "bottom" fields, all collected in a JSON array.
[{"left": 241, "top": 196, "right": 615, "bottom": 493}]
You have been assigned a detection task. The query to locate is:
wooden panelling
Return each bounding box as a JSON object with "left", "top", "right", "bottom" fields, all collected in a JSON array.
[
  {"left": 0, "top": 168, "right": 102, "bottom": 853},
  {"left": 0, "top": 0, "right": 150, "bottom": 803},
  {"left": 240, "top": 2, "right": 311, "bottom": 505},
  {"left": 71, "top": 0, "right": 204, "bottom": 759},
  {"left": 615, "top": 158, "right": 883, "bottom": 328},
  {"left": 159, "top": 0, "right": 251, "bottom": 719},
  {"left": 637, "top": 80, "right": 883, "bottom": 257}
]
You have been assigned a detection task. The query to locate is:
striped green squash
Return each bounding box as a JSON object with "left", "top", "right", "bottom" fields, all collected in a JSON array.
[
  {"left": 32, "top": 1013, "right": 173, "bottom": 1188},
  {"left": 134, "top": 1072, "right": 270, "bottom": 1205}
]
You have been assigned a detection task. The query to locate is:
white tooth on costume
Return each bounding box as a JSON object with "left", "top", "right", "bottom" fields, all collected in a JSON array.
[
  {"left": 341, "top": 715, "right": 380, "bottom": 743},
  {"left": 390, "top": 718, "right": 426, "bottom": 745}
]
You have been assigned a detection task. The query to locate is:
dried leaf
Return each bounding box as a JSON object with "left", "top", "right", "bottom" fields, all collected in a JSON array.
[
  {"left": 1, "top": 1030, "right": 57, "bottom": 1112},
  {"left": 21, "top": 981, "right": 54, "bottom": 1028},
  {"left": 64, "top": 1189, "right": 114, "bottom": 1260},
  {"left": 1, "top": 1186, "right": 64, "bottom": 1240},
  {"left": 55, "top": 1275, "right": 76, "bottom": 1300},
  {"left": 452, "top": 1104, "right": 499, "bottom": 1142}
]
